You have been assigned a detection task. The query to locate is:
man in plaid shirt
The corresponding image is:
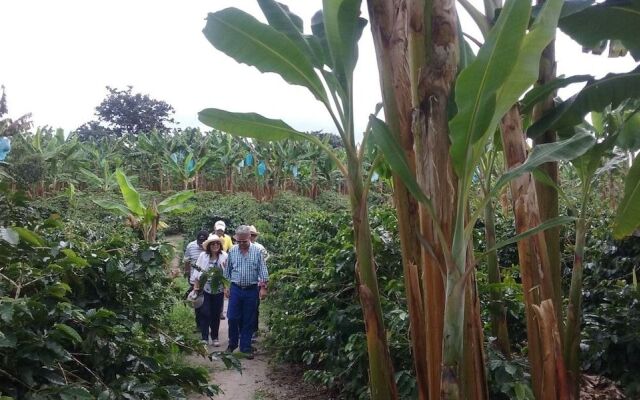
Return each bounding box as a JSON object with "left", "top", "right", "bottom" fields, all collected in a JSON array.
[{"left": 224, "top": 225, "right": 268, "bottom": 358}]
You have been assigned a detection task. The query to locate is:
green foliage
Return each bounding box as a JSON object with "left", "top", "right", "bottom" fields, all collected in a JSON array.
[
  {"left": 558, "top": 0, "right": 640, "bottom": 60},
  {"left": 580, "top": 212, "right": 640, "bottom": 397},
  {"left": 265, "top": 207, "right": 414, "bottom": 399},
  {"left": 0, "top": 188, "right": 217, "bottom": 399}
]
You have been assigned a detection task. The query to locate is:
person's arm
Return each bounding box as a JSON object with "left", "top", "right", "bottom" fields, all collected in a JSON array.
[
  {"left": 182, "top": 244, "right": 192, "bottom": 277},
  {"left": 192, "top": 252, "right": 206, "bottom": 286}
]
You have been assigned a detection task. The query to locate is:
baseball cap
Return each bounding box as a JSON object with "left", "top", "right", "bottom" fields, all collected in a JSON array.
[{"left": 214, "top": 220, "right": 226, "bottom": 231}]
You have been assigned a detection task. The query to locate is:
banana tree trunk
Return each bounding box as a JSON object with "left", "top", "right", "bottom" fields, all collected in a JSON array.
[
  {"left": 367, "top": 2, "right": 429, "bottom": 397},
  {"left": 346, "top": 153, "right": 399, "bottom": 400},
  {"left": 500, "top": 106, "right": 568, "bottom": 400},
  {"left": 564, "top": 189, "right": 590, "bottom": 399},
  {"left": 532, "top": 36, "right": 563, "bottom": 325}
]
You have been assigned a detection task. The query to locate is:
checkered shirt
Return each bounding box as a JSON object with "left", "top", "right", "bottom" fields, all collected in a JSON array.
[{"left": 224, "top": 243, "right": 268, "bottom": 287}]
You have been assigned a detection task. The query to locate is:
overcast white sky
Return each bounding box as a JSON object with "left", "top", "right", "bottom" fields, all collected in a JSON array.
[{"left": 0, "top": 0, "right": 637, "bottom": 139}]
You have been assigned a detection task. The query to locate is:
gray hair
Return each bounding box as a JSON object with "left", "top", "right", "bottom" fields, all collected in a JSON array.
[{"left": 235, "top": 225, "right": 252, "bottom": 236}]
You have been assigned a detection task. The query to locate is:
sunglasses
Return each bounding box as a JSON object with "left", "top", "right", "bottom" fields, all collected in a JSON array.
[{"left": 236, "top": 240, "right": 250, "bottom": 243}]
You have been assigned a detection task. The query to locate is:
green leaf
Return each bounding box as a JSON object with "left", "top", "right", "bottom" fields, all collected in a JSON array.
[
  {"left": 0, "top": 302, "right": 14, "bottom": 323},
  {"left": 115, "top": 169, "right": 145, "bottom": 217},
  {"left": 617, "top": 111, "right": 640, "bottom": 151},
  {"left": 321, "top": 0, "right": 367, "bottom": 88},
  {"left": 157, "top": 190, "right": 195, "bottom": 214},
  {"left": 257, "top": 0, "right": 321, "bottom": 66},
  {"left": 93, "top": 199, "right": 131, "bottom": 217},
  {"left": 54, "top": 323, "right": 83, "bottom": 344},
  {"left": 528, "top": 66, "right": 640, "bottom": 138},
  {"left": 13, "top": 227, "right": 45, "bottom": 246},
  {"left": 494, "top": 0, "right": 565, "bottom": 122},
  {"left": 368, "top": 116, "right": 431, "bottom": 205},
  {"left": 559, "top": 0, "right": 640, "bottom": 60},
  {"left": 449, "top": 0, "right": 532, "bottom": 177},
  {"left": 495, "top": 131, "right": 595, "bottom": 190},
  {"left": 203, "top": 8, "right": 327, "bottom": 103},
  {"left": 199, "top": 109, "right": 313, "bottom": 142},
  {"left": 47, "top": 282, "right": 72, "bottom": 299},
  {"left": 520, "top": 74, "right": 591, "bottom": 114},
  {"left": 613, "top": 158, "right": 640, "bottom": 238},
  {"left": 490, "top": 216, "right": 576, "bottom": 252},
  {"left": 59, "top": 386, "right": 93, "bottom": 400},
  {"left": 62, "top": 248, "right": 89, "bottom": 267},
  {"left": 0, "top": 331, "right": 17, "bottom": 348}
]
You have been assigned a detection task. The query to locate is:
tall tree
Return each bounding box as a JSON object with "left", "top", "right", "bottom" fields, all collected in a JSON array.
[{"left": 76, "top": 86, "right": 175, "bottom": 140}]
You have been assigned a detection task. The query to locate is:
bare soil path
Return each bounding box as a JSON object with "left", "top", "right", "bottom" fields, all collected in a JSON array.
[{"left": 166, "top": 234, "right": 330, "bottom": 400}]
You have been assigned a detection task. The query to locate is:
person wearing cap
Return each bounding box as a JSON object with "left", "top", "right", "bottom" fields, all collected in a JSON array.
[
  {"left": 224, "top": 225, "right": 268, "bottom": 359},
  {"left": 192, "top": 234, "right": 228, "bottom": 346},
  {"left": 248, "top": 225, "right": 268, "bottom": 340},
  {"left": 183, "top": 230, "right": 208, "bottom": 330},
  {"left": 214, "top": 220, "right": 233, "bottom": 252}
]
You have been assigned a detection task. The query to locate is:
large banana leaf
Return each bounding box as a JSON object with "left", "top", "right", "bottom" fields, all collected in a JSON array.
[
  {"left": 559, "top": 0, "right": 640, "bottom": 60},
  {"left": 520, "top": 74, "right": 591, "bottom": 114},
  {"left": 257, "top": 0, "right": 322, "bottom": 67},
  {"left": 93, "top": 199, "right": 131, "bottom": 217},
  {"left": 321, "top": 0, "right": 367, "bottom": 89},
  {"left": 157, "top": 191, "right": 195, "bottom": 214},
  {"left": 613, "top": 158, "right": 640, "bottom": 238},
  {"left": 368, "top": 116, "right": 431, "bottom": 205},
  {"left": 449, "top": 0, "right": 532, "bottom": 178},
  {"left": 493, "top": 0, "right": 564, "bottom": 124},
  {"left": 203, "top": 8, "right": 327, "bottom": 104},
  {"left": 115, "top": 169, "right": 145, "bottom": 217},
  {"left": 199, "top": 109, "right": 312, "bottom": 142},
  {"left": 494, "top": 131, "right": 595, "bottom": 190},
  {"left": 528, "top": 66, "right": 640, "bottom": 138}
]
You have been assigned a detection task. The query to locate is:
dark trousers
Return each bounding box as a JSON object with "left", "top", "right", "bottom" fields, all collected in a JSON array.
[
  {"left": 197, "top": 291, "right": 224, "bottom": 341},
  {"left": 227, "top": 284, "right": 258, "bottom": 353}
]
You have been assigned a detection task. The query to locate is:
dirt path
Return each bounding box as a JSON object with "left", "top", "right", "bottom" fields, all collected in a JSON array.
[{"left": 167, "top": 233, "right": 330, "bottom": 399}]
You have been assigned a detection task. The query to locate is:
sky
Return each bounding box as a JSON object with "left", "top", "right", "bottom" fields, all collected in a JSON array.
[{"left": 0, "top": 0, "right": 637, "bottom": 139}]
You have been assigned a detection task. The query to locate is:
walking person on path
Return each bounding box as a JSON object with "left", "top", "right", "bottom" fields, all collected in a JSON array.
[
  {"left": 224, "top": 225, "right": 268, "bottom": 359},
  {"left": 183, "top": 230, "right": 208, "bottom": 328},
  {"left": 214, "top": 220, "right": 234, "bottom": 252},
  {"left": 249, "top": 225, "right": 268, "bottom": 341},
  {"left": 192, "top": 234, "right": 228, "bottom": 346}
]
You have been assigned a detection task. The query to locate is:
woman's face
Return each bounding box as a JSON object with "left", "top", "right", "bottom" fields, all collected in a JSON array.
[{"left": 208, "top": 242, "right": 221, "bottom": 254}]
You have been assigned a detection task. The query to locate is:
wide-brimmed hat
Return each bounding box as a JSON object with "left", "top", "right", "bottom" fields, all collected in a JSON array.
[
  {"left": 214, "top": 220, "right": 226, "bottom": 232},
  {"left": 187, "top": 290, "right": 204, "bottom": 308},
  {"left": 202, "top": 234, "right": 222, "bottom": 250},
  {"left": 249, "top": 225, "right": 259, "bottom": 235}
]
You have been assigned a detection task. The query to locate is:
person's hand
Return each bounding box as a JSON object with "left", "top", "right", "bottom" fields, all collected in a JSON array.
[
  {"left": 224, "top": 288, "right": 230, "bottom": 298},
  {"left": 259, "top": 286, "right": 267, "bottom": 300}
]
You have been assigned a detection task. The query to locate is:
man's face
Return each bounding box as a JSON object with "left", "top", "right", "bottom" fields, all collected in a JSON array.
[
  {"left": 197, "top": 236, "right": 207, "bottom": 247},
  {"left": 236, "top": 233, "right": 251, "bottom": 250},
  {"left": 216, "top": 229, "right": 224, "bottom": 237}
]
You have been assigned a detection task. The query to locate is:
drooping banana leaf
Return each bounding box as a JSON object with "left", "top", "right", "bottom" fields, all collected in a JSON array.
[
  {"left": 203, "top": 8, "right": 328, "bottom": 104},
  {"left": 559, "top": 0, "right": 640, "bottom": 60},
  {"left": 528, "top": 66, "right": 640, "bottom": 138}
]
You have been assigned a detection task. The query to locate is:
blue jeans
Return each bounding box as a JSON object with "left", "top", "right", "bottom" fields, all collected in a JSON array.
[{"left": 227, "top": 284, "right": 258, "bottom": 353}]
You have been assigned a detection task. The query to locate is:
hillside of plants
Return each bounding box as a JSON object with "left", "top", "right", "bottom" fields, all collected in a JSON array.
[{"left": 2, "top": 0, "right": 640, "bottom": 399}]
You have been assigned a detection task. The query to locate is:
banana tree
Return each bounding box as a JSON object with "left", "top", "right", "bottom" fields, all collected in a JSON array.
[
  {"left": 365, "top": 0, "right": 602, "bottom": 397},
  {"left": 166, "top": 151, "right": 211, "bottom": 190},
  {"left": 198, "top": 1, "right": 398, "bottom": 397},
  {"left": 94, "top": 169, "right": 194, "bottom": 243}
]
